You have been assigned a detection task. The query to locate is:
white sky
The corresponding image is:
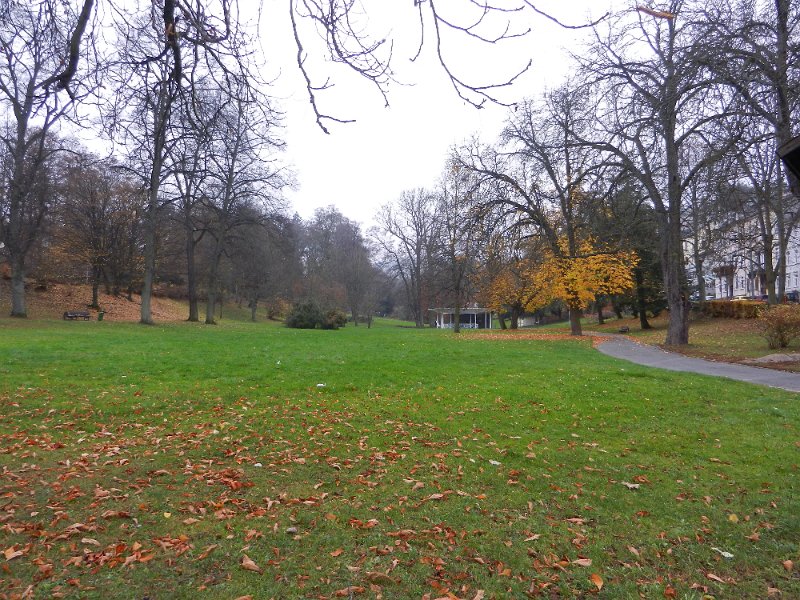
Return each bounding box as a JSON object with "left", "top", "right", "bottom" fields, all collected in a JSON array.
[{"left": 255, "top": 1, "right": 620, "bottom": 226}]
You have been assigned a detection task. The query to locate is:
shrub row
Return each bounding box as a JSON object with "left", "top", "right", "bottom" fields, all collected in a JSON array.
[
  {"left": 760, "top": 304, "right": 800, "bottom": 349},
  {"left": 700, "top": 299, "right": 764, "bottom": 319}
]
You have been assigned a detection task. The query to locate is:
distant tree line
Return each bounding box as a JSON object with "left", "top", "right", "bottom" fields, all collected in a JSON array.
[{"left": 0, "top": 0, "right": 797, "bottom": 345}]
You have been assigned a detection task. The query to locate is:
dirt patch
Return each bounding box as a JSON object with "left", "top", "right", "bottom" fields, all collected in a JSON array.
[{"left": 0, "top": 281, "right": 187, "bottom": 322}]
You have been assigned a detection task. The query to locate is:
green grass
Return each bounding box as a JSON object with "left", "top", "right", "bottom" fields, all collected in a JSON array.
[{"left": 0, "top": 319, "right": 798, "bottom": 599}]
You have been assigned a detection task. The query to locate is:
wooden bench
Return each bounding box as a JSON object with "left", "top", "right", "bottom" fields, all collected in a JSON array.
[{"left": 63, "top": 311, "right": 91, "bottom": 321}]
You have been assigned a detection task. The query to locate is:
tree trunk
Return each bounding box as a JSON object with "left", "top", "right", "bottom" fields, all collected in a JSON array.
[
  {"left": 568, "top": 307, "right": 582, "bottom": 336},
  {"left": 90, "top": 266, "right": 100, "bottom": 309},
  {"left": 596, "top": 296, "right": 605, "bottom": 325},
  {"left": 634, "top": 268, "right": 651, "bottom": 330},
  {"left": 498, "top": 314, "right": 507, "bottom": 330},
  {"left": 613, "top": 300, "right": 623, "bottom": 319},
  {"left": 250, "top": 298, "right": 257, "bottom": 322},
  {"left": 661, "top": 213, "right": 689, "bottom": 344},
  {"left": 140, "top": 206, "right": 156, "bottom": 325},
  {"left": 185, "top": 224, "right": 199, "bottom": 322},
  {"left": 510, "top": 307, "right": 520, "bottom": 329},
  {"left": 453, "top": 305, "right": 461, "bottom": 334},
  {"left": 9, "top": 254, "right": 26, "bottom": 318},
  {"left": 205, "top": 245, "right": 222, "bottom": 325}
]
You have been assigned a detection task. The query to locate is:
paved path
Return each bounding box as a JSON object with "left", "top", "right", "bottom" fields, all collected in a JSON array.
[{"left": 594, "top": 335, "right": 800, "bottom": 393}]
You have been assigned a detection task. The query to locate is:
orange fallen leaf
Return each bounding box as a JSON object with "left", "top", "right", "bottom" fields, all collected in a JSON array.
[
  {"left": 330, "top": 548, "right": 344, "bottom": 557},
  {"left": 783, "top": 560, "right": 794, "bottom": 571},
  {"left": 706, "top": 572, "right": 725, "bottom": 583},
  {"left": 240, "top": 554, "right": 263, "bottom": 573},
  {"left": 590, "top": 573, "right": 603, "bottom": 591},
  {"left": 196, "top": 544, "right": 218, "bottom": 560}
]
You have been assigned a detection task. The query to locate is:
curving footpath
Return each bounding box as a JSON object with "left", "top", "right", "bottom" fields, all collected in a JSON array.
[{"left": 594, "top": 334, "right": 800, "bottom": 393}]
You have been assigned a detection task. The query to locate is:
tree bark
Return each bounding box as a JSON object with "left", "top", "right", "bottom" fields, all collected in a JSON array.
[
  {"left": 634, "top": 267, "right": 651, "bottom": 330},
  {"left": 90, "top": 266, "right": 100, "bottom": 309},
  {"left": 568, "top": 307, "right": 582, "bottom": 336},
  {"left": 250, "top": 298, "right": 257, "bottom": 322},
  {"left": 205, "top": 242, "right": 223, "bottom": 325},
  {"left": 9, "top": 254, "right": 26, "bottom": 318},
  {"left": 140, "top": 204, "right": 156, "bottom": 325},
  {"left": 185, "top": 218, "right": 199, "bottom": 322}
]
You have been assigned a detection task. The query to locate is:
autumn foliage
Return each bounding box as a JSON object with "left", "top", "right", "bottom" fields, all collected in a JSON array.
[{"left": 526, "top": 239, "right": 638, "bottom": 312}]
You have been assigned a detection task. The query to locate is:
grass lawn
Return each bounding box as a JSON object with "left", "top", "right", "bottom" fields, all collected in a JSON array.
[{"left": 0, "top": 318, "right": 798, "bottom": 599}]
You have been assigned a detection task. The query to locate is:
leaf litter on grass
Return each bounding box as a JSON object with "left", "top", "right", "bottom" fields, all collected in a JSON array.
[{"left": 1, "top": 324, "right": 798, "bottom": 599}]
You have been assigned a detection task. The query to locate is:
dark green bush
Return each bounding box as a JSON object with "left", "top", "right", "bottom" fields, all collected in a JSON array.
[
  {"left": 285, "top": 303, "right": 347, "bottom": 330},
  {"left": 285, "top": 302, "right": 324, "bottom": 329},
  {"left": 700, "top": 299, "right": 764, "bottom": 319},
  {"left": 321, "top": 309, "right": 347, "bottom": 330}
]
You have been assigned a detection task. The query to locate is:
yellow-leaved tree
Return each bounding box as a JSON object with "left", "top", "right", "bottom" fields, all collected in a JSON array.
[{"left": 526, "top": 238, "right": 638, "bottom": 334}]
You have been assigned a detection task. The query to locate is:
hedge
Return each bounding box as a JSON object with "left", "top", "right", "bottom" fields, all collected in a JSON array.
[{"left": 700, "top": 299, "right": 764, "bottom": 319}]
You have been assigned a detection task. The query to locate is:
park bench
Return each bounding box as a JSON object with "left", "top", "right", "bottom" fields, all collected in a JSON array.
[
  {"left": 618, "top": 326, "right": 630, "bottom": 334},
  {"left": 63, "top": 311, "right": 91, "bottom": 321}
]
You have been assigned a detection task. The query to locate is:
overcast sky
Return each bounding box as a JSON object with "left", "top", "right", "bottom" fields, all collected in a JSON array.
[{"left": 256, "top": 1, "right": 619, "bottom": 226}]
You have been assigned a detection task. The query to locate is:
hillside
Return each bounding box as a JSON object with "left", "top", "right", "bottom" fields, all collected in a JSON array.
[{"left": 0, "top": 280, "right": 187, "bottom": 321}]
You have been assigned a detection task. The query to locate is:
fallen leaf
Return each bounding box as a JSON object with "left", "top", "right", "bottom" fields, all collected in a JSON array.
[
  {"left": 620, "top": 481, "right": 640, "bottom": 490},
  {"left": 3, "top": 547, "right": 23, "bottom": 561},
  {"left": 590, "top": 573, "right": 603, "bottom": 591},
  {"left": 240, "top": 554, "right": 263, "bottom": 574},
  {"left": 330, "top": 548, "right": 344, "bottom": 557},
  {"left": 473, "top": 592, "right": 485, "bottom": 600},
  {"left": 728, "top": 514, "right": 739, "bottom": 523},
  {"left": 572, "top": 558, "right": 593, "bottom": 567},
  {"left": 196, "top": 544, "right": 218, "bottom": 560},
  {"left": 627, "top": 545, "right": 640, "bottom": 558},
  {"left": 783, "top": 560, "right": 794, "bottom": 571},
  {"left": 81, "top": 538, "right": 101, "bottom": 547},
  {"left": 333, "top": 586, "right": 365, "bottom": 597},
  {"left": 365, "top": 571, "right": 395, "bottom": 585},
  {"left": 706, "top": 572, "right": 725, "bottom": 583}
]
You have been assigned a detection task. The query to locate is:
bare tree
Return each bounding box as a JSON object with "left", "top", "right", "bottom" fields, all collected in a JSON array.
[
  {"left": 434, "top": 164, "right": 480, "bottom": 333},
  {"left": 576, "top": 2, "right": 736, "bottom": 345},
  {"left": 372, "top": 189, "right": 439, "bottom": 327},
  {"left": 705, "top": 0, "right": 800, "bottom": 298},
  {"left": 288, "top": 0, "right": 607, "bottom": 132},
  {"left": 0, "top": 0, "right": 95, "bottom": 316},
  {"left": 200, "top": 93, "right": 285, "bottom": 324},
  {"left": 458, "top": 84, "right": 606, "bottom": 335}
]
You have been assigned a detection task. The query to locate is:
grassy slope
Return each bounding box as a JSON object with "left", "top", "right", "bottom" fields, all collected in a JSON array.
[{"left": 0, "top": 319, "right": 797, "bottom": 599}]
